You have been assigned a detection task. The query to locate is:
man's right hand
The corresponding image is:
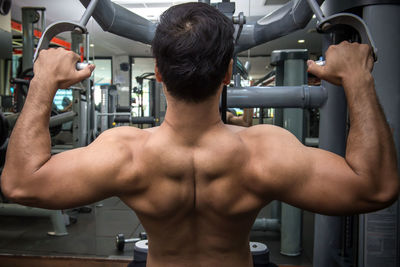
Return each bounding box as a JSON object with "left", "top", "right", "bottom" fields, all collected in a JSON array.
[
  {"left": 33, "top": 48, "right": 94, "bottom": 90},
  {"left": 245, "top": 40, "right": 399, "bottom": 216},
  {"left": 307, "top": 41, "right": 374, "bottom": 87}
]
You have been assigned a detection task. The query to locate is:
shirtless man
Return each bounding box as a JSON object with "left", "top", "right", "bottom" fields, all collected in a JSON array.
[{"left": 1, "top": 3, "right": 399, "bottom": 267}]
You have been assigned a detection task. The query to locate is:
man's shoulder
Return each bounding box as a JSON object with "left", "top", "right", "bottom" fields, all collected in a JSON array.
[
  {"left": 101, "top": 126, "right": 149, "bottom": 137},
  {"left": 237, "top": 124, "right": 300, "bottom": 159},
  {"left": 93, "top": 126, "right": 151, "bottom": 148},
  {"left": 238, "top": 124, "right": 290, "bottom": 140}
]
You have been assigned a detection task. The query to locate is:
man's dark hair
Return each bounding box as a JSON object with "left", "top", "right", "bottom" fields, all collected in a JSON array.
[{"left": 152, "top": 2, "right": 234, "bottom": 102}]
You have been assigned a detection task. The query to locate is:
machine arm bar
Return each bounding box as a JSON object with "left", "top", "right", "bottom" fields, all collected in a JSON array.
[
  {"left": 306, "top": 0, "right": 378, "bottom": 61},
  {"left": 6, "top": 111, "right": 76, "bottom": 130},
  {"left": 235, "top": 0, "right": 325, "bottom": 53},
  {"left": 79, "top": 0, "right": 324, "bottom": 51},
  {"left": 79, "top": 0, "right": 156, "bottom": 45},
  {"left": 33, "top": 0, "right": 99, "bottom": 69},
  {"left": 114, "top": 116, "right": 156, "bottom": 125},
  {"left": 227, "top": 85, "right": 327, "bottom": 108},
  {"left": 48, "top": 111, "right": 77, "bottom": 128}
]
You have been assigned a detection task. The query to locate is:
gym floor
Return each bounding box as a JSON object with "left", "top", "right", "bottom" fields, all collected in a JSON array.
[{"left": 0, "top": 197, "right": 313, "bottom": 267}]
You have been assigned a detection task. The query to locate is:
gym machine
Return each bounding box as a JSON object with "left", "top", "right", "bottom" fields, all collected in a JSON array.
[
  {"left": 12, "top": 7, "right": 45, "bottom": 113},
  {"left": 98, "top": 72, "right": 166, "bottom": 132},
  {"left": 32, "top": 0, "right": 400, "bottom": 265},
  {"left": 97, "top": 83, "right": 158, "bottom": 133},
  {"left": 0, "top": 6, "right": 70, "bottom": 236},
  {"left": 311, "top": 1, "right": 400, "bottom": 267},
  {"left": 0, "top": 2, "right": 99, "bottom": 236}
]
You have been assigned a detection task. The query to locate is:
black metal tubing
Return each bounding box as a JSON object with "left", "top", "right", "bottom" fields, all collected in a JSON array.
[
  {"left": 114, "top": 116, "right": 155, "bottom": 125},
  {"left": 6, "top": 111, "right": 76, "bottom": 130},
  {"left": 78, "top": 0, "right": 324, "bottom": 52},
  {"left": 80, "top": 0, "right": 156, "bottom": 45},
  {"left": 235, "top": 0, "right": 325, "bottom": 53},
  {"left": 227, "top": 85, "right": 327, "bottom": 109}
]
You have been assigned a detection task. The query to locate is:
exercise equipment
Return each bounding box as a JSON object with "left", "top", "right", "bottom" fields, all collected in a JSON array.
[
  {"left": 115, "top": 232, "right": 147, "bottom": 252},
  {"left": 33, "top": 0, "right": 99, "bottom": 70},
  {"left": 33, "top": 0, "right": 400, "bottom": 265},
  {"left": 306, "top": 0, "right": 377, "bottom": 61},
  {"left": 311, "top": 1, "right": 400, "bottom": 266},
  {"left": 0, "top": 0, "right": 11, "bottom": 16}
]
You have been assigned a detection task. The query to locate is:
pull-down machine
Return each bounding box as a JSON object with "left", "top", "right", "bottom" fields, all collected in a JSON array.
[{"left": 34, "top": 0, "right": 400, "bottom": 266}]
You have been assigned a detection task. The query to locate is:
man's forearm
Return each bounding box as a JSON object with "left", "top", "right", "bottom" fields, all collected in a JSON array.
[
  {"left": 2, "top": 78, "right": 56, "bottom": 186},
  {"left": 344, "top": 74, "right": 398, "bottom": 194}
]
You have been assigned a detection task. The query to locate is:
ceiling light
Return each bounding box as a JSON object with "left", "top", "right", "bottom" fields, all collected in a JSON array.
[
  {"left": 90, "top": 44, "right": 95, "bottom": 47},
  {"left": 312, "top": 14, "right": 316, "bottom": 19},
  {"left": 297, "top": 39, "right": 305, "bottom": 44}
]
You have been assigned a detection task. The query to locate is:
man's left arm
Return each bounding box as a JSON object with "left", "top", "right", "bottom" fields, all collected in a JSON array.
[{"left": 1, "top": 49, "right": 133, "bottom": 209}]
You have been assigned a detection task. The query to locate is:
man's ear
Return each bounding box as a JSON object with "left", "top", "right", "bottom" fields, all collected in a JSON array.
[
  {"left": 223, "top": 59, "right": 233, "bottom": 85},
  {"left": 155, "top": 63, "right": 163, "bottom": 82}
]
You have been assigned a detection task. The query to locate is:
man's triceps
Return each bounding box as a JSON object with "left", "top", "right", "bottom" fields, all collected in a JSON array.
[{"left": 271, "top": 144, "right": 364, "bottom": 215}]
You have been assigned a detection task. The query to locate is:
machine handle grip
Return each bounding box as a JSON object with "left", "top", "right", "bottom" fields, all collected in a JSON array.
[
  {"left": 305, "top": 0, "right": 378, "bottom": 61},
  {"left": 32, "top": 0, "right": 100, "bottom": 70},
  {"left": 76, "top": 62, "right": 90, "bottom": 70}
]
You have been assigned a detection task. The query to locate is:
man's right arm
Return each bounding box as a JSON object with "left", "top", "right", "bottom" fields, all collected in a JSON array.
[{"left": 249, "top": 42, "right": 399, "bottom": 215}]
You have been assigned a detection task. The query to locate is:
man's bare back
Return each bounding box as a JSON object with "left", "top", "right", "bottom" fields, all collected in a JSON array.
[
  {"left": 1, "top": 3, "right": 398, "bottom": 267},
  {"left": 114, "top": 123, "right": 266, "bottom": 267}
]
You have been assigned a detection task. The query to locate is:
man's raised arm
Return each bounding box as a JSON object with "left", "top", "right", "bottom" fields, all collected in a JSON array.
[
  {"left": 0, "top": 49, "right": 137, "bottom": 209},
  {"left": 249, "top": 42, "right": 399, "bottom": 215}
]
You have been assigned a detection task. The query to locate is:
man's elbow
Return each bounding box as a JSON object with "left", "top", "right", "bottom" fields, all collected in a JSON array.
[
  {"left": 371, "top": 174, "right": 400, "bottom": 208},
  {"left": 1, "top": 173, "right": 40, "bottom": 205},
  {"left": 387, "top": 177, "right": 400, "bottom": 204},
  {"left": 2, "top": 175, "right": 22, "bottom": 203},
  {"left": 1, "top": 173, "right": 19, "bottom": 202}
]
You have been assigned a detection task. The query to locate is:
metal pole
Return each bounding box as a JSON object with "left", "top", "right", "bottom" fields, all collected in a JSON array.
[
  {"left": 40, "top": 9, "right": 46, "bottom": 33},
  {"left": 100, "top": 87, "right": 109, "bottom": 132},
  {"left": 259, "top": 108, "right": 264, "bottom": 124},
  {"left": 21, "top": 8, "right": 39, "bottom": 73},
  {"left": 48, "top": 111, "right": 76, "bottom": 128},
  {"left": 359, "top": 4, "right": 400, "bottom": 267},
  {"left": 85, "top": 33, "right": 91, "bottom": 144},
  {"left": 71, "top": 32, "right": 83, "bottom": 147},
  {"left": 270, "top": 200, "right": 281, "bottom": 220},
  {"left": 149, "top": 79, "right": 155, "bottom": 120},
  {"left": 273, "top": 57, "right": 284, "bottom": 128},
  {"left": 305, "top": 137, "right": 319, "bottom": 147},
  {"left": 252, "top": 218, "right": 280, "bottom": 232},
  {"left": 18, "top": 8, "right": 40, "bottom": 112},
  {"left": 227, "top": 86, "right": 327, "bottom": 109},
  {"left": 278, "top": 50, "right": 308, "bottom": 257},
  {"left": 79, "top": 0, "right": 99, "bottom": 26},
  {"left": 313, "top": 34, "right": 348, "bottom": 267},
  {"left": 306, "top": 0, "right": 325, "bottom": 21}
]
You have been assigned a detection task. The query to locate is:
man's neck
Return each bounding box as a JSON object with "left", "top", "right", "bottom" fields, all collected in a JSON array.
[{"left": 161, "top": 93, "right": 223, "bottom": 140}]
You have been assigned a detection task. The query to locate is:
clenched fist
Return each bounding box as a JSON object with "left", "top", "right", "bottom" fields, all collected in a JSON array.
[
  {"left": 307, "top": 41, "right": 374, "bottom": 87},
  {"left": 33, "top": 48, "right": 95, "bottom": 90}
]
